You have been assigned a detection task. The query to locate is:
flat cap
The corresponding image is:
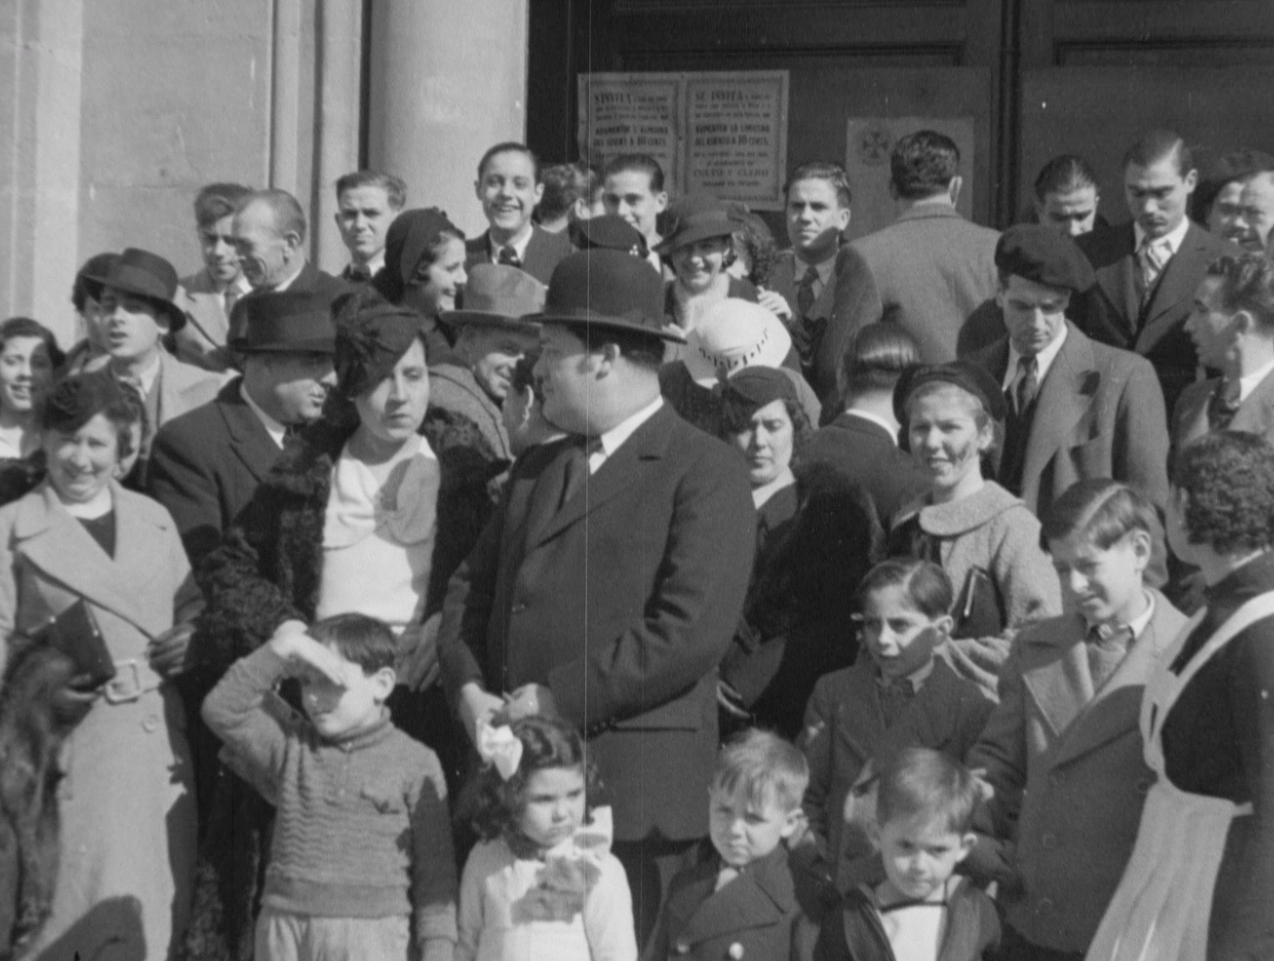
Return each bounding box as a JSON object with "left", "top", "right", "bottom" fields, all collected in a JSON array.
[{"left": 995, "top": 224, "right": 1095, "bottom": 293}]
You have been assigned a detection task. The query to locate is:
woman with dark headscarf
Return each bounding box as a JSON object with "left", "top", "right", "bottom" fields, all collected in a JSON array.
[
  {"left": 0, "top": 372, "right": 201, "bottom": 959},
  {"left": 373, "top": 206, "right": 467, "bottom": 362},
  {"left": 716, "top": 366, "right": 881, "bottom": 739},
  {"left": 183, "top": 290, "right": 490, "bottom": 959}
]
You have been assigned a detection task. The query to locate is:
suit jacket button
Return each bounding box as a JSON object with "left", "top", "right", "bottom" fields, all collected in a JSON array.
[
  {"left": 142, "top": 715, "right": 159, "bottom": 733},
  {"left": 1041, "top": 832, "right": 1058, "bottom": 850},
  {"left": 674, "top": 939, "right": 690, "bottom": 954},
  {"left": 511, "top": 602, "right": 527, "bottom": 614}
]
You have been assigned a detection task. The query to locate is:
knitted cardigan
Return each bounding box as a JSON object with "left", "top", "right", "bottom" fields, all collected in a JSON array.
[
  {"left": 888, "top": 482, "right": 1061, "bottom": 693},
  {"left": 178, "top": 409, "right": 500, "bottom": 961}
]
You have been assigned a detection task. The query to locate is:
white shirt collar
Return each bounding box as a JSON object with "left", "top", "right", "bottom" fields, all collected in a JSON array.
[
  {"left": 489, "top": 225, "right": 534, "bottom": 263},
  {"left": 132, "top": 354, "right": 162, "bottom": 397},
  {"left": 1004, "top": 323, "right": 1069, "bottom": 391},
  {"left": 1238, "top": 355, "right": 1274, "bottom": 402},
  {"left": 240, "top": 380, "right": 288, "bottom": 448},
  {"left": 841, "top": 408, "right": 899, "bottom": 445},
  {"left": 591, "top": 396, "right": 663, "bottom": 471},
  {"left": 1134, "top": 216, "right": 1190, "bottom": 258}
]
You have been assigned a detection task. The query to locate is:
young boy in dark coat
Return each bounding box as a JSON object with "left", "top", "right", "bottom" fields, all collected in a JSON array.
[{"left": 644, "top": 730, "right": 809, "bottom": 961}]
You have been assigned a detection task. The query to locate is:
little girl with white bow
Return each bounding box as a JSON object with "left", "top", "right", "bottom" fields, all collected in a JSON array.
[{"left": 456, "top": 715, "right": 638, "bottom": 961}]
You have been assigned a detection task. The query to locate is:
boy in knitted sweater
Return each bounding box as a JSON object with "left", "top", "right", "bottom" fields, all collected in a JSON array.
[{"left": 203, "top": 613, "right": 457, "bottom": 961}]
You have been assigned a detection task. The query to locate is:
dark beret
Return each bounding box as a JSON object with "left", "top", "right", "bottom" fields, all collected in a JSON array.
[
  {"left": 375, "top": 207, "right": 464, "bottom": 304},
  {"left": 333, "top": 290, "right": 425, "bottom": 399},
  {"left": 42, "top": 371, "right": 136, "bottom": 436},
  {"left": 893, "top": 360, "right": 1007, "bottom": 427},
  {"left": 721, "top": 365, "right": 798, "bottom": 413},
  {"left": 995, "top": 224, "right": 1095, "bottom": 293}
]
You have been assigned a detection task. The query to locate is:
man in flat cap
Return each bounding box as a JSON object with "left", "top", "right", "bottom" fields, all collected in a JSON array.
[
  {"left": 438, "top": 250, "right": 756, "bottom": 945},
  {"left": 966, "top": 224, "right": 1170, "bottom": 520}
]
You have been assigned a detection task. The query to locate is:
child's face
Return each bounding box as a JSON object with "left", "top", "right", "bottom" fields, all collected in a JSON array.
[
  {"left": 859, "top": 583, "right": 951, "bottom": 682},
  {"left": 878, "top": 813, "right": 974, "bottom": 902},
  {"left": 519, "top": 765, "right": 586, "bottom": 850},
  {"left": 708, "top": 783, "right": 801, "bottom": 868},
  {"left": 298, "top": 647, "right": 393, "bottom": 741},
  {"left": 475, "top": 150, "right": 542, "bottom": 237},
  {"left": 1049, "top": 529, "right": 1151, "bottom": 629}
]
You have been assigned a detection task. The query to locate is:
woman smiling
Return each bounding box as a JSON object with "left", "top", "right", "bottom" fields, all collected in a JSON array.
[
  {"left": 886, "top": 362, "right": 1060, "bottom": 690},
  {"left": 0, "top": 317, "right": 62, "bottom": 461}
]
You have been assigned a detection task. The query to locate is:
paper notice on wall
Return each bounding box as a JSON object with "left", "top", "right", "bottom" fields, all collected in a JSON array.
[
  {"left": 578, "top": 73, "right": 682, "bottom": 195},
  {"left": 578, "top": 71, "right": 789, "bottom": 209},
  {"left": 844, "top": 117, "right": 975, "bottom": 240}
]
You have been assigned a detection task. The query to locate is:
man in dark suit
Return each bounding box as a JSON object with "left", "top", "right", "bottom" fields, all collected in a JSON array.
[
  {"left": 769, "top": 162, "right": 852, "bottom": 401},
  {"left": 968, "top": 225, "right": 1170, "bottom": 522},
  {"left": 465, "top": 141, "right": 573, "bottom": 285},
  {"left": 333, "top": 169, "right": 406, "bottom": 282},
  {"left": 438, "top": 250, "right": 755, "bottom": 944},
  {"left": 830, "top": 129, "right": 1000, "bottom": 366},
  {"left": 1175, "top": 252, "right": 1274, "bottom": 451},
  {"left": 1073, "top": 129, "right": 1241, "bottom": 415},
  {"left": 149, "top": 290, "right": 338, "bottom": 570},
  {"left": 229, "top": 188, "right": 346, "bottom": 343}
]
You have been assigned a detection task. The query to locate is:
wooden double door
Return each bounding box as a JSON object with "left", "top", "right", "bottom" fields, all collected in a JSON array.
[{"left": 528, "top": 0, "right": 1274, "bottom": 231}]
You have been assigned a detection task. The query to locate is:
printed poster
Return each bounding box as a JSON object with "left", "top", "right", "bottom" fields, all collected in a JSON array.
[
  {"left": 578, "top": 70, "right": 789, "bottom": 209},
  {"left": 844, "top": 117, "right": 976, "bottom": 240}
]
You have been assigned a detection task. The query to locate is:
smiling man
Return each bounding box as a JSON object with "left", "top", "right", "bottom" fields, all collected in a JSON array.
[
  {"left": 1073, "top": 129, "right": 1241, "bottom": 414},
  {"left": 334, "top": 170, "right": 406, "bottom": 282},
  {"left": 465, "top": 142, "right": 573, "bottom": 285},
  {"left": 602, "top": 153, "right": 669, "bottom": 277},
  {"left": 966, "top": 224, "right": 1169, "bottom": 520}
]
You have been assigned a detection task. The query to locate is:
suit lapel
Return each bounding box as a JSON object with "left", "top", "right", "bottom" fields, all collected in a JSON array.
[
  {"left": 14, "top": 483, "right": 151, "bottom": 635},
  {"left": 1020, "top": 618, "right": 1094, "bottom": 740},
  {"left": 221, "top": 388, "right": 283, "bottom": 484},
  {"left": 675, "top": 849, "right": 793, "bottom": 945},
  {"left": 1021, "top": 327, "right": 1096, "bottom": 505},
  {"left": 529, "top": 407, "right": 672, "bottom": 548},
  {"left": 1137, "top": 224, "right": 1207, "bottom": 352},
  {"left": 1093, "top": 225, "right": 1139, "bottom": 338}
]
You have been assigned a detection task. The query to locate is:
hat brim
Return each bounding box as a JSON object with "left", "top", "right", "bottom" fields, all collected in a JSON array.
[
  {"left": 234, "top": 337, "right": 336, "bottom": 355},
  {"left": 653, "top": 222, "right": 736, "bottom": 255},
  {"left": 438, "top": 309, "right": 541, "bottom": 333},
  {"left": 86, "top": 271, "right": 187, "bottom": 332},
  {"left": 527, "top": 308, "right": 686, "bottom": 344}
]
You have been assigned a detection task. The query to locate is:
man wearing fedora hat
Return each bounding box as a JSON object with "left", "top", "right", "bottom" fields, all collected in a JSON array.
[
  {"left": 149, "top": 289, "right": 339, "bottom": 570},
  {"left": 149, "top": 288, "right": 339, "bottom": 827},
  {"left": 427, "top": 263, "right": 545, "bottom": 463},
  {"left": 439, "top": 249, "right": 756, "bottom": 944},
  {"left": 86, "top": 247, "right": 223, "bottom": 485}
]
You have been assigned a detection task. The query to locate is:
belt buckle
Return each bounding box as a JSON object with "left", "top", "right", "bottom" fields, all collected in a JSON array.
[{"left": 104, "top": 659, "right": 142, "bottom": 704}]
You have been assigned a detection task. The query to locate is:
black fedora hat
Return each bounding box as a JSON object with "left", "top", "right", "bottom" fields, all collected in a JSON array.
[
  {"left": 86, "top": 247, "right": 187, "bottom": 332},
  {"left": 528, "top": 249, "right": 683, "bottom": 343},
  {"left": 230, "top": 290, "right": 338, "bottom": 355}
]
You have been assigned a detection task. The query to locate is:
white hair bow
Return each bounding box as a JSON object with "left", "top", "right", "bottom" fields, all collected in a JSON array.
[{"left": 477, "top": 720, "right": 523, "bottom": 781}]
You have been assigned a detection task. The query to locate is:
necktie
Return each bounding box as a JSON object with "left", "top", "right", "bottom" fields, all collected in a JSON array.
[
  {"left": 557, "top": 436, "right": 601, "bottom": 512},
  {"left": 1013, "top": 355, "right": 1040, "bottom": 414},
  {"left": 1138, "top": 238, "right": 1168, "bottom": 304},
  {"left": 1086, "top": 622, "right": 1132, "bottom": 690},
  {"left": 498, "top": 246, "right": 522, "bottom": 269},
  {"left": 796, "top": 265, "right": 818, "bottom": 318},
  {"left": 1207, "top": 378, "right": 1242, "bottom": 431},
  {"left": 877, "top": 676, "right": 915, "bottom": 726}
]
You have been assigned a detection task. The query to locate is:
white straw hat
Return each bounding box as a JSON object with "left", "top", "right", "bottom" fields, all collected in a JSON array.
[{"left": 683, "top": 298, "right": 793, "bottom": 387}]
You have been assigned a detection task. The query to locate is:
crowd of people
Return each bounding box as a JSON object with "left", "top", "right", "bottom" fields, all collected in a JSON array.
[{"left": 1, "top": 123, "right": 1273, "bottom": 961}]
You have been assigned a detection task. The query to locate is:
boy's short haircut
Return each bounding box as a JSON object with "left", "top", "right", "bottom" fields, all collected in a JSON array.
[
  {"left": 537, "top": 163, "right": 597, "bottom": 223},
  {"left": 601, "top": 153, "right": 665, "bottom": 193},
  {"left": 307, "top": 613, "right": 398, "bottom": 674},
  {"left": 877, "top": 747, "right": 978, "bottom": 835},
  {"left": 841, "top": 322, "right": 922, "bottom": 398},
  {"left": 890, "top": 131, "right": 960, "bottom": 201},
  {"left": 785, "top": 162, "right": 852, "bottom": 209},
  {"left": 854, "top": 557, "right": 953, "bottom": 622},
  {"left": 335, "top": 170, "right": 407, "bottom": 210},
  {"left": 477, "top": 142, "right": 541, "bottom": 183},
  {"left": 194, "top": 182, "right": 253, "bottom": 228},
  {"left": 713, "top": 729, "right": 809, "bottom": 814},
  {"left": 1123, "top": 129, "right": 1192, "bottom": 177},
  {"left": 1040, "top": 479, "right": 1158, "bottom": 553}
]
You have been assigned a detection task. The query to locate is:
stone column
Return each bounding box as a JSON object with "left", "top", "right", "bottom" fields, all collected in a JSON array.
[
  {"left": 366, "top": 0, "right": 529, "bottom": 238},
  {"left": 312, "top": 0, "right": 363, "bottom": 274}
]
